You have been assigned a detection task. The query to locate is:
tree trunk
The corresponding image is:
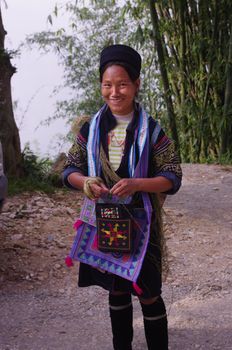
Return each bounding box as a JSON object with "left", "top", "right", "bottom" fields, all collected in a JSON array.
[
  {"left": 0, "top": 6, "right": 22, "bottom": 176},
  {"left": 148, "top": 0, "right": 181, "bottom": 159}
]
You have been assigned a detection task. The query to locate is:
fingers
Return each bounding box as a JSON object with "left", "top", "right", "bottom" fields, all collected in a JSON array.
[
  {"left": 90, "top": 184, "right": 101, "bottom": 197},
  {"left": 110, "top": 179, "right": 135, "bottom": 197},
  {"left": 89, "top": 179, "right": 136, "bottom": 199},
  {"left": 111, "top": 183, "right": 126, "bottom": 197},
  {"left": 110, "top": 179, "right": 126, "bottom": 193},
  {"left": 110, "top": 182, "right": 121, "bottom": 196},
  {"left": 90, "top": 183, "right": 109, "bottom": 199},
  {"left": 100, "top": 183, "right": 109, "bottom": 193}
]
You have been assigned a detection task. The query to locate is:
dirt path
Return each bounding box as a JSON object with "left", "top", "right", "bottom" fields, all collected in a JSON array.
[{"left": 0, "top": 164, "right": 232, "bottom": 350}]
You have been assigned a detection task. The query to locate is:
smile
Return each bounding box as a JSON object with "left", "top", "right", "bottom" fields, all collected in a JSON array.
[{"left": 109, "top": 98, "right": 123, "bottom": 102}]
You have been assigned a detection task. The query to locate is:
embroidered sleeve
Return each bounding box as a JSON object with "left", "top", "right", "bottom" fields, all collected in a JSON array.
[
  {"left": 151, "top": 131, "right": 182, "bottom": 194},
  {"left": 65, "top": 133, "right": 88, "bottom": 175},
  {"left": 62, "top": 122, "right": 89, "bottom": 189}
]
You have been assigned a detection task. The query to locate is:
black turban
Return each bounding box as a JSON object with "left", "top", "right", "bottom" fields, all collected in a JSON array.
[{"left": 99, "top": 44, "right": 142, "bottom": 80}]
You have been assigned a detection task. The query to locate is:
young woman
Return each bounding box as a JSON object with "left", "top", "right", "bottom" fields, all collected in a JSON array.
[{"left": 63, "top": 44, "right": 182, "bottom": 350}]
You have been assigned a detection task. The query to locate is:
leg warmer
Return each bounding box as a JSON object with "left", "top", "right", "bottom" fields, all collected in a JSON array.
[
  {"left": 140, "top": 296, "right": 168, "bottom": 350},
  {"left": 109, "top": 293, "right": 133, "bottom": 350}
]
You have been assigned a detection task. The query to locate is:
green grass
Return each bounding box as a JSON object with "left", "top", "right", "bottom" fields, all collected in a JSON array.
[
  {"left": 8, "top": 177, "right": 58, "bottom": 195},
  {"left": 7, "top": 144, "right": 65, "bottom": 196}
]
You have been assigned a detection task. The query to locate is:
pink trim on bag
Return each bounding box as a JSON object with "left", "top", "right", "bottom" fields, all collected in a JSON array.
[
  {"left": 65, "top": 256, "right": 74, "bottom": 267},
  {"left": 73, "top": 219, "right": 83, "bottom": 230},
  {"left": 133, "top": 282, "right": 143, "bottom": 295}
]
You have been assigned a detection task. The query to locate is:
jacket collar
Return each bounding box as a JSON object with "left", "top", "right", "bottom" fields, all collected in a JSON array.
[{"left": 99, "top": 103, "right": 140, "bottom": 135}]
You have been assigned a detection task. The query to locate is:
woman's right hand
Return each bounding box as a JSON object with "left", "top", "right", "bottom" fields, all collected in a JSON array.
[
  {"left": 89, "top": 181, "right": 109, "bottom": 199},
  {"left": 68, "top": 172, "right": 109, "bottom": 199}
]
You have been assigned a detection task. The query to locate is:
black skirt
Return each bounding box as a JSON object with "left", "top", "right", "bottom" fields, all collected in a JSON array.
[{"left": 78, "top": 236, "right": 162, "bottom": 299}]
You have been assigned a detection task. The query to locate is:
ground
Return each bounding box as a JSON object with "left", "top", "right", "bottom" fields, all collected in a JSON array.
[{"left": 0, "top": 164, "right": 231, "bottom": 350}]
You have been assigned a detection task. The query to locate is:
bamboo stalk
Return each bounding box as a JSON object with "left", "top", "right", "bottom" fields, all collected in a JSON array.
[{"left": 148, "top": 0, "right": 180, "bottom": 157}]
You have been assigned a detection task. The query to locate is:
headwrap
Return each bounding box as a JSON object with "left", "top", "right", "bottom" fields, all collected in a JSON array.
[{"left": 99, "top": 44, "right": 142, "bottom": 80}]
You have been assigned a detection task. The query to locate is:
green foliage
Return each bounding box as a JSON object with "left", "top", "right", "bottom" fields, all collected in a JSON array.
[
  {"left": 0, "top": 47, "right": 19, "bottom": 60},
  {"left": 146, "top": 0, "right": 232, "bottom": 163},
  {"left": 8, "top": 176, "right": 56, "bottom": 195},
  {"left": 22, "top": 144, "right": 52, "bottom": 180},
  {"left": 8, "top": 144, "right": 58, "bottom": 195},
  {"left": 218, "top": 152, "right": 232, "bottom": 165},
  {"left": 26, "top": 0, "right": 159, "bottom": 121}
]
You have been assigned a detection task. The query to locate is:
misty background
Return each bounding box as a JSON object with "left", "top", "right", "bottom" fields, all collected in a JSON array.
[{"left": 2, "top": 0, "right": 71, "bottom": 158}]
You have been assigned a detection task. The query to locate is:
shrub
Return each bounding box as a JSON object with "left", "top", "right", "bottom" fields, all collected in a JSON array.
[{"left": 8, "top": 145, "right": 61, "bottom": 195}]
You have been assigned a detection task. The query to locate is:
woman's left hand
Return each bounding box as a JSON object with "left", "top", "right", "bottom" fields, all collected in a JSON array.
[{"left": 110, "top": 179, "right": 139, "bottom": 197}]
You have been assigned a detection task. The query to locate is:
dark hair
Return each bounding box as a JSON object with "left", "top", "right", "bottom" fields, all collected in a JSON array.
[{"left": 100, "top": 61, "right": 140, "bottom": 83}]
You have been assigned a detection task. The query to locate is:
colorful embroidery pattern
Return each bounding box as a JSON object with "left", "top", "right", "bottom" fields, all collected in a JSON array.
[
  {"left": 79, "top": 198, "right": 97, "bottom": 227},
  {"left": 97, "top": 219, "right": 131, "bottom": 252},
  {"left": 100, "top": 206, "right": 120, "bottom": 219},
  {"left": 70, "top": 207, "right": 148, "bottom": 282}
]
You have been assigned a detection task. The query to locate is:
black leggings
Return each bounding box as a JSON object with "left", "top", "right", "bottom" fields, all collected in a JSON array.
[
  {"left": 109, "top": 293, "right": 168, "bottom": 350},
  {"left": 109, "top": 293, "right": 133, "bottom": 350},
  {"left": 140, "top": 296, "right": 168, "bottom": 350}
]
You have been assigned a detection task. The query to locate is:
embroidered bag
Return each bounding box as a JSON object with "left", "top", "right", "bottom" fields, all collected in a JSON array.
[{"left": 96, "top": 203, "right": 134, "bottom": 253}]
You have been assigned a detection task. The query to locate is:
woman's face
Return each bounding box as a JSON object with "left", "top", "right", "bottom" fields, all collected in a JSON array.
[{"left": 101, "top": 65, "right": 140, "bottom": 116}]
